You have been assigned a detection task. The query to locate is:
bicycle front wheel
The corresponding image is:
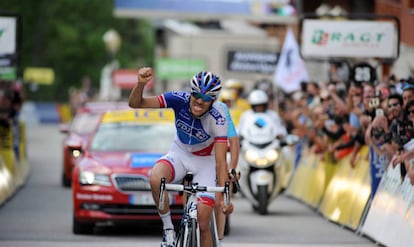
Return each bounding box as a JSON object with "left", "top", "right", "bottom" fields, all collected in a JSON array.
[{"left": 184, "top": 218, "right": 199, "bottom": 247}]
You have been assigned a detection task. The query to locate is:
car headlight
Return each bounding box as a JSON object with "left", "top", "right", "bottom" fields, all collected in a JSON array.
[
  {"left": 79, "top": 171, "right": 111, "bottom": 186},
  {"left": 71, "top": 149, "right": 82, "bottom": 158}
]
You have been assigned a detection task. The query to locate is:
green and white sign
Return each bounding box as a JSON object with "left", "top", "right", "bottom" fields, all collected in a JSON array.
[
  {"left": 156, "top": 58, "right": 206, "bottom": 80},
  {"left": 0, "top": 67, "right": 16, "bottom": 80},
  {"left": 301, "top": 19, "right": 398, "bottom": 59},
  {"left": 0, "top": 16, "right": 17, "bottom": 55}
]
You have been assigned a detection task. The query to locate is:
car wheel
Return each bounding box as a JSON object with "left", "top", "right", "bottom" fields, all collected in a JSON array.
[
  {"left": 62, "top": 173, "right": 71, "bottom": 187},
  {"left": 73, "top": 216, "right": 94, "bottom": 234}
]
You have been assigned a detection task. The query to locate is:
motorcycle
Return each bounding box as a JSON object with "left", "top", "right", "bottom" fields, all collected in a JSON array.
[{"left": 238, "top": 113, "right": 298, "bottom": 215}]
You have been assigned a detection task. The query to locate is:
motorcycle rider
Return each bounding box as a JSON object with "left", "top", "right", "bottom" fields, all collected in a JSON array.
[{"left": 238, "top": 89, "right": 287, "bottom": 140}]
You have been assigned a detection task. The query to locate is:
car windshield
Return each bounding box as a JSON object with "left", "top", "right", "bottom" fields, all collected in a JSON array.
[
  {"left": 90, "top": 122, "right": 176, "bottom": 152},
  {"left": 70, "top": 113, "right": 101, "bottom": 135}
]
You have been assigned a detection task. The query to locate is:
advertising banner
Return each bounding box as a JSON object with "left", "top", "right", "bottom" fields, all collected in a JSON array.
[
  {"left": 156, "top": 58, "right": 205, "bottom": 80},
  {"left": 112, "top": 69, "right": 138, "bottom": 89},
  {"left": 226, "top": 50, "right": 278, "bottom": 74},
  {"left": 0, "top": 16, "right": 16, "bottom": 55},
  {"left": 23, "top": 67, "right": 55, "bottom": 85},
  {"left": 301, "top": 19, "right": 398, "bottom": 59}
]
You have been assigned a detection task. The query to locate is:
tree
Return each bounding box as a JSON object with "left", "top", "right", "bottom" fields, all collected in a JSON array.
[{"left": 0, "top": 0, "right": 155, "bottom": 101}]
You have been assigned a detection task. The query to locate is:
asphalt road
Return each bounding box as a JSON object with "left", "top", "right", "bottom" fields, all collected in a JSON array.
[{"left": 0, "top": 124, "right": 379, "bottom": 247}]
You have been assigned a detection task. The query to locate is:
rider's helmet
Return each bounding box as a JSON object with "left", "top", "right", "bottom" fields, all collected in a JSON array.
[
  {"left": 218, "top": 88, "right": 236, "bottom": 102},
  {"left": 224, "top": 79, "right": 244, "bottom": 96},
  {"left": 225, "top": 79, "right": 243, "bottom": 90},
  {"left": 191, "top": 71, "right": 222, "bottom": 100},
  {"left": 248, "top": 89, "right": 268, "bottom": 106}
]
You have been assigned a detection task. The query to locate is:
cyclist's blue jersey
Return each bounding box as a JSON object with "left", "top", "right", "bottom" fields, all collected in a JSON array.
[
  {"left": 157, "top": 91, "right": 228, "bottom": 156},
  {"left": 216, "top": 102, "right": 237, "bottom": 138}
]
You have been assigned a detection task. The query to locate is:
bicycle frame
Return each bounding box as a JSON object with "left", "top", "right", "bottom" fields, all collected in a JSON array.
[{"left": 159, "top": 174, "right": 230, "bottom": 247}]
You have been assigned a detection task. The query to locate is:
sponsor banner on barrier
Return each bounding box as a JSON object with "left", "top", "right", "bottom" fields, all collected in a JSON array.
[
  {"left": 286, "top": 148, "right": 325, "bottom": 208},
  {"left": 318, "top": 151, "right": 371, "bottom": 230},
  {"left": 362, "top": 163, "right": 414, "bottom": 247}
]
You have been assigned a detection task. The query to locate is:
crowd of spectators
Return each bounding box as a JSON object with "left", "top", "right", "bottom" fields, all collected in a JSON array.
[
  {"left": 222, "top": 74, "right": 414, "bottom": 200},
  {"left": 273, "top": 76, "right": 414, "bottom": 198},
  {"left": 0, "top": 78, "right": 24, "bottom": 160}
]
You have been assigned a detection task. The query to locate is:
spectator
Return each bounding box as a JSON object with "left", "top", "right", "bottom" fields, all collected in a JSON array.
[
  {"left": 69, "top": 75, "right": 96, "bottom": 117},
  {"left": 306, "top": 81, "right": 321, "bottom": 109},
  {"left": 391, "top": 99, "right": 414, "bottom": 178},
  {"left": 307, "top": 105, "right": 329, "bottom": 154},
  {"left": 401, "top": 79, "right": 414, "bottom": 107},
  {"left": 347, "top": 82, "right": 364, "bottom": 130},
  {"left": 0, "top": 89, "right": 11, "bottom": 128}
]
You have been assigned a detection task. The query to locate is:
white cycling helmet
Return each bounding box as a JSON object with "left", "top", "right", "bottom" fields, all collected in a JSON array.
[
  {"left": 190, "top": 71, "right": 222, "bottom": 100},
  {"left": 248, "top": 89, "right": 268, "bottom": 105}
]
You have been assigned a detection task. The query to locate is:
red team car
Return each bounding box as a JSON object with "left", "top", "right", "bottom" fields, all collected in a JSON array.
[
  {"left": 71, "top": 108, "right": 183, "bottom": 234},
  {"left": 59, "top": 102, "right": 128, "bottom": 187}
]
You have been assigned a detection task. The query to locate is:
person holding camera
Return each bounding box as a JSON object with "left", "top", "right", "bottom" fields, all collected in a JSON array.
[
  {"left": 363, "top": 84, "right": 396, "bottom": 198},
  {"left": 391, "top": 99, "right": 414, "bottom": 181}
]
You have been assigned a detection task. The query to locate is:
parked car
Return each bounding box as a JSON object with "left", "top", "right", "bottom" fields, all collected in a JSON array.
[
  {"left": 59, "top": 101, "right": 128, "bottom": 187},
  {"left": 71, "top": 108, "right": 183, "bottom": 234}
]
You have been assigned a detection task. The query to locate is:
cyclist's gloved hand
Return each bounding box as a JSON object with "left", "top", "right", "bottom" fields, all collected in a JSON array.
[{"left": 138, "top": 67, "right": 153, "bottom": 86}]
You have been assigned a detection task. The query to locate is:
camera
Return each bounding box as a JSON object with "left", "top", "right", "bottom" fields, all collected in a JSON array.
[
  {"left": 370, "top": 127, "right": 384, "bottom": 139},
  {"left": 369, "top": 97, "right": 380, "bottom": 109}
]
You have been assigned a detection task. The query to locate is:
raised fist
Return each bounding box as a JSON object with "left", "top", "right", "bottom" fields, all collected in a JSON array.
[{"left": 138, "top": 67, "right": 153, "bottom": 86}]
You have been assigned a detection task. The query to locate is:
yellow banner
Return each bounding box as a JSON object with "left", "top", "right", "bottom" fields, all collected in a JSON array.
[{"left": 24, "top": 67, "right": 55, "bottom": 85}]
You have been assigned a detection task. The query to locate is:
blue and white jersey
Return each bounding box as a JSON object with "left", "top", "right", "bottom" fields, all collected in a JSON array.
[
  {"left": 157, "top": 91, "right": 228, "bottom": 156},
  {"left": 215, "top": 101, "right": 237, "bottom": 138}
]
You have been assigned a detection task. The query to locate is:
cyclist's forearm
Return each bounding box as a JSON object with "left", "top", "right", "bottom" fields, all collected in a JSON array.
[
  {"left": 128, "top": 83, "right": 146, "bottom": 108},
  {"left": 216, "top": 160, "right": 227, "bottom": 186},
  {"left": 215, "top": 142, "right": 228, "bottom": 186},
  {"left": 229, "top": 136, "right": 239, "bottom": 169}
]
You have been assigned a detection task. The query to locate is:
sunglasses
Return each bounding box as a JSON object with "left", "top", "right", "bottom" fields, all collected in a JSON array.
[
  {"left": 191, "top": 92, "right": 214, "bottom": 102},
  {"left": 388, "top": 102, "right": 400, "bottom": 109}
]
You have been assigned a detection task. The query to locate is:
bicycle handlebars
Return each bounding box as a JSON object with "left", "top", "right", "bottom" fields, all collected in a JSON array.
[{"left": 158, "top": 177, "right": 231, "bottom": 211}]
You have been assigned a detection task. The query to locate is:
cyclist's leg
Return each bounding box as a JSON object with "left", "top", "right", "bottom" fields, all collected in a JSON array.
[
  {"left": 151, "top": 161, "right": 174, "bottom": 214},
  {"left": 214, "top": 198, "right": 226, "bottom": 239},
  {"left": 186, "top": 155, "right": 216, "bottom": 247},
  {"left": 198, "top": 203, "right": 214, "bottom": 247},
  {"left": 152, "top": 146, "right": 186, "bottom": 230},
  {"left": 150, "top": 143, "right": 186, "bottom": 213}
]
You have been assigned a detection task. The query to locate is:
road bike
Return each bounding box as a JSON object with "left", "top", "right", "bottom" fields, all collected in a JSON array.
[{"left": 159, "top": 172, "right": 230, "bottom": 247}]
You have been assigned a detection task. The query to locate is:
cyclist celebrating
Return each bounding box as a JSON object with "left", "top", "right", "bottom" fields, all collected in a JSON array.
[{"left": 128, "top": 67, "right": 234, "bottom": 247}]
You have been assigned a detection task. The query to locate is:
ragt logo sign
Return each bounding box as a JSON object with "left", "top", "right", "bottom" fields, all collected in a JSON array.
[
  {"left": 301, "top": 19, "right": 398, "bottom": 59},
  {"left": 311, "top": 29, "right": 386, "bottom": 47}
]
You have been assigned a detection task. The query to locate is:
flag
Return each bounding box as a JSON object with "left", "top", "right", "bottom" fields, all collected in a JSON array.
[{"left": 273, "top": 27, "right": 309, "bottom": 93}]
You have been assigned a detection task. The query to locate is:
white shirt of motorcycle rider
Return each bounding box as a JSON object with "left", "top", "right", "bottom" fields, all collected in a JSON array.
[{"left": 238, "top": 110, "right": 287, "bottom": 139}]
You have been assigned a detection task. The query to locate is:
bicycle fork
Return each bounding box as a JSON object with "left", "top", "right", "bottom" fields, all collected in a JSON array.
[{"left": 184, "top": 195, "right": 200, "bottom": 247}]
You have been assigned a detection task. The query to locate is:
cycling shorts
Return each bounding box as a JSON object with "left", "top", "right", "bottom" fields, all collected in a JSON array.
[{"left": 157, "top": 141, "right": 216, "bottom": 207}]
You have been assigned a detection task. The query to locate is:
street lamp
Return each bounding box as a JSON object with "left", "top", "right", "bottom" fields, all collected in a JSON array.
[
  {"left": 99, "top": 29, "right": 122, "bottom": 101},
  {"left": 103, "top": 29, "right": 122, "bottom": 60}
]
